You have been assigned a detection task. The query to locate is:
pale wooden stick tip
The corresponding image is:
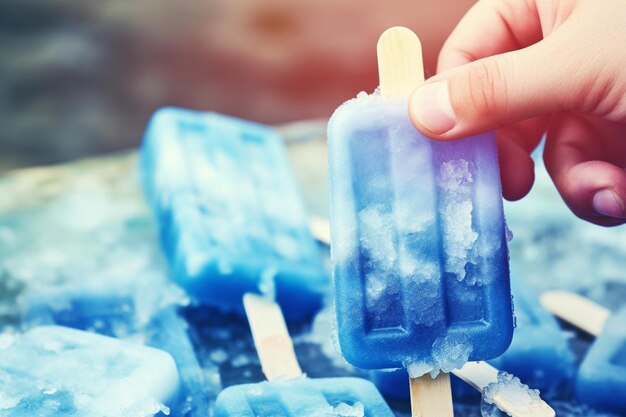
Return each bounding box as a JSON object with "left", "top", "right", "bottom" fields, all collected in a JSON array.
[
  {"left": 377, "top": 26, "right": 425, "bottom": 100},
  {"left": 540, "top": 290, "right": 610, "bottom": 337}
]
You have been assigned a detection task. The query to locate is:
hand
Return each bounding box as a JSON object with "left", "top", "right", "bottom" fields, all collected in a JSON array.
[{"left": 409, "top": 0, "right": 626, "bottom": 226}]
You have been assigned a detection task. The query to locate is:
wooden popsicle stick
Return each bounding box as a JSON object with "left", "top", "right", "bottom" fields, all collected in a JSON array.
[
  {"left": 377, "top": 26, "right": 451, "bottom": 417},
  {"left": 539, "top": 291, "right": 610, "bottom": 337},
  {"left": 377, "top": 26, "right": 425, "bottom": 101},
  {"left": 453, "top": 362, "right": 555, "bottom": 417},
  {"left": 409, "top": 373, "right": 453, "bottom": 417},
  {"left": 243, "top": 293, "right": 303, "bottom": 381}
]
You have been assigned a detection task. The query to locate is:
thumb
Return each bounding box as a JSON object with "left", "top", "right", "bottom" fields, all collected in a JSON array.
[{"left": 409, "top": 37, "right": 584, "bottom": 140}]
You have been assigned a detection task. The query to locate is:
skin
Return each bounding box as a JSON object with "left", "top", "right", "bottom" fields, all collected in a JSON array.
[{"left": 409, "top": 0, "right": 626, "bottom": 226}]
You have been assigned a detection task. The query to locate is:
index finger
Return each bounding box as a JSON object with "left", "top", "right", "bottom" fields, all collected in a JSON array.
[{"left": 437, "top": 0, "right": 544, "bottom": 73}]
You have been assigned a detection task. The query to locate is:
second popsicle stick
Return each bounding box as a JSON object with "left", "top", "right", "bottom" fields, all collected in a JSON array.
[
  {"left": 243, "top": 293, "right": 303, "bottom": 380},
  {"left": 539, "top": 290, "right": 610, "bottom": 337},
  {"left": 377, "top": 26, "right": 453, "bottom": 417},
  {"left": 455, "top": 362, "right": 555, "bottom": 417}
]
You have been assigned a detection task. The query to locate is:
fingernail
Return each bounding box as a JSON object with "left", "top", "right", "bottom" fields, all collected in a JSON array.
[
  {"left": 592, "top": 189, "right": 626, "bottom": 218},
  {"left": 410, "top": 81, "right": 457, "bottom": 134}
]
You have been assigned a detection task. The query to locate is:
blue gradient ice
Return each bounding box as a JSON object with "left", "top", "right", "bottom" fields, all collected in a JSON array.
[
  {"left": 576, "top": 308, "right": 626, "bottom": 413},
  {"left": 0, "top": 326, "right": 179, "bottom": 417},
  {"left": 328, "top": 92, "right": 512, "bottom": 374},
  {"left": 370, "top": 270, "right": 574, "bottom": 400},
  {"left": 214, "top": 377, "right": 393, "bottom": 417},
  {"left": 141, "top": 108, "right": 327, "bottom": 321}
]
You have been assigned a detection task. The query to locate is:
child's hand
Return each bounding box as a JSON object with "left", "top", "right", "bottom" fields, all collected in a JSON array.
[{"left": 409, "top": 0, "right": 626, "bottom": 226}]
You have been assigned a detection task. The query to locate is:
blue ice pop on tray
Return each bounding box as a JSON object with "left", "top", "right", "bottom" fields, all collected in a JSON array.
[
  {"left": 141, "top": 108, "right": 327, "bottom": 321},
  {"left": 215, "top": 377, "right": 394, "bottom": 417},
  {"left": 0, "top": 326, "right": 180, "bottom": 417},
  {"left": 328, "top": 88, "right": 513, "bottom": 373}
]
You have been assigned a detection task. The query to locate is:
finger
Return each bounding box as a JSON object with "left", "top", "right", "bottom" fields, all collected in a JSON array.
[
  {"left": 544, "top": 114, "right": 626, "bottom": 226},
  {"left": 437, "top": 0, "right": 545, "bottom": 72},
  {"left": 497, "top": 136, "right": 535, "bottom": 201},
  {"left": 496, "top": 117, "right": 547, "bottom": 200},
  {"left": 409, "top": 29, "right": 591, "bottom": 141}
]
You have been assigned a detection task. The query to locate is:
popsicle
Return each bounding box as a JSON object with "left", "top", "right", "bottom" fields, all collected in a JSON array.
[
  {"left": 541, "top": 291, "right": 626, "bottom": 413},
  {"left": 0, "top": 326, "right": 180, "bottom": 417},
  {"left": 214, "top": 294, "right": 395, "bottom": 416},
  {"left": 328, "top": 23, "right": 512, "bottom": 395},
  {"left": 141, "top": 108, "right": 328, "bottom": 321}
]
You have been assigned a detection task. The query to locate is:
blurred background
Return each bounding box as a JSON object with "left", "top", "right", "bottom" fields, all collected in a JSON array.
[{"left": 0, "top": 0, "right": 476, "bottom": 172}]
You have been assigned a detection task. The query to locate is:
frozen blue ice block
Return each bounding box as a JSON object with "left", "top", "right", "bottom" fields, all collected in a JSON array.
[
  {"left": 0, "top": 326, "right": 180, "bottom": 417},
  {"left": 141, "top": 108, "right": 328, "bottom": 321},
  {"left": 576, "top": 308, "right": 626, "bottom": 413},
  {"left": 328, "top": 94, "right": 513, "bottom": 373},
  {"left": 214, "top": 377, "right": 394, "bottom": 416}
]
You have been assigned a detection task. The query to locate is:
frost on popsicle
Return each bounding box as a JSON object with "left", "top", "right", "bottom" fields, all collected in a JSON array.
[
  {"left": 438, "top": 159, "right": 478, "bottom": 282},
  {"left": 481, "top": 372, "right": 543, "bottom": 417}
]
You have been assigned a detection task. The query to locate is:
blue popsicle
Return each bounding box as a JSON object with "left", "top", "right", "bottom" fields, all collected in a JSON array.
[
  {"left": 214, "top": 377, "right": 394, "bottom": 417},
  {"left": 0, "top": 326, "right": 180, "bottom": 417},
  {"left": 576, "top": 307, "right": 626, "bottom": 413},
  {"left": 328, "top": 94, "right": 513, "bottom": 374},
  {"left": 141, "top": 108, "right": 327, "bottom": 321}
]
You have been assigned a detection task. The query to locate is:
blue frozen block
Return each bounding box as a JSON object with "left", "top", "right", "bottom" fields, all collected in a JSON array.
[
  {"left": 0, "top": 326, "right": 180, "bottom": 417},
  {"left": 490, "top": 271, "right": 575, "bottom": 391},
  {"left": 214, "top": 377, "right": 394, "bottom": 416},
  {"left": 328, "top": 94, "right": 512, "bottom": 373},
  {"left": 20, "top": 288, "right": 211, "bottom": 417},
  {"left": 576, "top": 308, "right": 626, "bottom": 413},
  {"left": 141, "top": 108, "right": 328, "bottom": 321}
]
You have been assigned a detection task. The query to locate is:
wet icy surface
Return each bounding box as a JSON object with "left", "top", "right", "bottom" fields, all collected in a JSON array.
[{"left": 1, "top": 127, "right": 625, "bottom": 416}]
